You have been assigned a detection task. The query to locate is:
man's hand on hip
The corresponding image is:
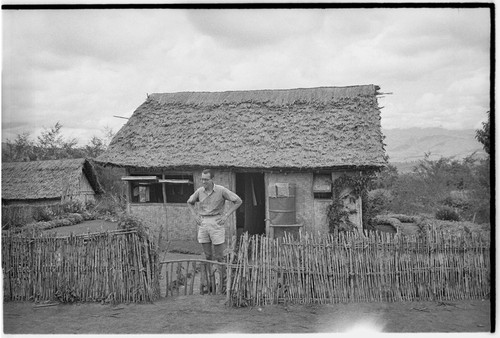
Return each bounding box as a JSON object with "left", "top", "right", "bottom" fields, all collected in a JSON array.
[
  {"left": 195, "top": 216, "right": 202, "bottom": 225},
  {"left": 217, "top": 215, "right": 228, "bottom": 225}
]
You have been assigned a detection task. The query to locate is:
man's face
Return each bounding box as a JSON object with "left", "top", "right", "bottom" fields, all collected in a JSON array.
[{"left": 201, "top": 172, "right": 213, "bottom": 190}]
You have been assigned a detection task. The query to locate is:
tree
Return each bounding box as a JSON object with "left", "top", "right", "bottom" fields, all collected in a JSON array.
[
  {"left": 84, "top": 136, "right": 106, "bottom": 158},
  {"left": 102, "top": 126, "right": 115, "bottom": 146},
  {"left": 475, "top": 111, "right": 490, "bottom": 155},
  {"left": 370, "top": 163, "right": 399, "bottom": 190},
  {"left": 473, "top": 111, "right": 491, "bottom": 222},
  {"left": 36, "top": 122, "right": 80, "bottom": 160},
  {"left": 5, "top": 123, "right": 116, "bottom": 162},
  {"left": 82, "top": 127, "right": 115, "bottom": 158},
  {"left": 412, "top": 153, "right": 475, "bottom": 191},
  {"left": 3, "top": 132, "right": 36, "bottom": 162}
]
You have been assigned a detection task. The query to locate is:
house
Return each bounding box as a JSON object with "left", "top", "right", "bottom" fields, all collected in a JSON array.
[
  {"left": 2, "top": 158, "right": 104, "bottom": 206},
  {"left": 96, "top": 85, "right": 386, "bottom": 241}
]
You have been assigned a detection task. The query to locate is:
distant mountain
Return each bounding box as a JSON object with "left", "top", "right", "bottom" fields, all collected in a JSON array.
[{"left": 382, "top": 127, "right": 487, "bottom": 164}]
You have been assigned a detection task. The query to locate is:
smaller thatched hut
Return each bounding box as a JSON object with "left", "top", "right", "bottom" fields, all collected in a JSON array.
[{"left": 1, "top": 158, "right": 103, "bottom": 206}]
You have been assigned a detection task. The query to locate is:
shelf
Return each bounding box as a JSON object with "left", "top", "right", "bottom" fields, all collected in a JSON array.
[{"left": 269, "top": 224, "right": 302, "bottom": 228}]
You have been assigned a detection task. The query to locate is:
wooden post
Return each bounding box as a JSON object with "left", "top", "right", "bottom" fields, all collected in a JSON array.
[
  {"left": 161, "top": 174, "right": 169, "bottom": 243},
  {"left": 226, "top": 238, "right": 234, "bottom": 303},
  {"left": 125, "top": 168, "right": 131, "bottom": 214},
  {"left": 228, "top": 172, "right": 235, "bottom": 241},
  {"left": 264, "top": 174, "right": 272, "bottom": 238},
  {"left": 190, "top": 261, "right": 196, "bottom": 295}
]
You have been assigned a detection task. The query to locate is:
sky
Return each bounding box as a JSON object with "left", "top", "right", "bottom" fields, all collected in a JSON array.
[{"left": 1, "top": 6, "right": 492, "bottom": 146}]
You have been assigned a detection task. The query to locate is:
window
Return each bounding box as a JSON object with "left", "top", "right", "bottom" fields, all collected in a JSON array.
[
  {"left": 124, "top": 173, "right": 194, "bottom": 204},
  {"left": 314, "top": 192, "right": 333, "bottom": 199},
  {"left": 130, "top": 177, "right": 164, "bottom": 203},
  {"left": 313, "top": 173, "right": 332, "bottom": 199},
  {"left": 161, "top": 174, "right": 194, "bottom": 203}
]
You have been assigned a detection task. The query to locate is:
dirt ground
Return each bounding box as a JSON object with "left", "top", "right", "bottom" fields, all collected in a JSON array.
[
  {"left": 2, "top": 297, "right": 492, "bottom": 334},
  {"left": 3, "top": 220, "right": 491, "bottom": 334}
]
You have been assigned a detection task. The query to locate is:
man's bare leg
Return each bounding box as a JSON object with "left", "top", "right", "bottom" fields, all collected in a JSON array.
[
  {"left": 202, "top": 242, "right": 213, "bottom": 260},
  {"left": 213, "top": 243, "right": 227, "bottom": 293},
  {"left": 200, "top": 242, "right": 213, "bottom": 294}
]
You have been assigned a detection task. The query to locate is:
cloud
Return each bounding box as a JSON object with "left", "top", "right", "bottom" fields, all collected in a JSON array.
[
  {"left": 187, "top": 9, "right": 325, "bottom": 49},
  {"left": 13, "top": 10, "right": 172, "bottom": 64},
  {"left": 1, "top": 8, "right": 491, "bottom": 146},
  {"left": 2, "top": 10, "right": 191, "bottom": 144}
]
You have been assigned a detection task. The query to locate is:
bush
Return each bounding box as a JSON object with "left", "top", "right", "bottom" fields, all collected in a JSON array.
[
  {"left": 116, "top": 213, "right": 164, "bottom": 247},
  {"left": 326, "top": 200, "right": 357, "bottom": 233},
  {"left": 93, "top": 194, "right": 125, "bottom": 216},
  {"left": 66, "top": 213, "right": 84, "bottom": 225},
  {"left": 414, "top": 217, "right": 489, "bottom": 238},
  {"left": 53, "top": 219, "right": 72, "bottom": 228},
  {"left": 33, "top": 206, "right": 56, "bottom": 222},
  {"left": 11, "top": 223, "right": 43, "bottom": 236},
  {"left": 371, "top": 215, "right": 401, "bottom": 233},
  {"left": 385, "top": 214, "right": 419, "bottom": 223},
  {"left": 440, "top": 192, "right": 474, "bottom": 220},
  {"left": 364, "top": 189, "right": 393, "bottom": 229},
  {"left": 85, "top": 200, "right": 96, "bottom": 210},
  {"left": 435, "top": 206, "right": 460, "bottom": 222},
  {"left": 367, "top": 189, "right": 393, "bottom": 215},
  {"left": 117, "top": 214, "right": 152, "bottom": 240},
  {"left": 2, "top": 205, "right": 31, "bottom": 229},
  {"left": 81, "top": 211, "right": 95, "bottom": 221},
  {"left": 61, "top": 201, "right": 85, "bottom": 214},
  {"left": 22, "top": 221, "right": 49, "bottom": 230}
]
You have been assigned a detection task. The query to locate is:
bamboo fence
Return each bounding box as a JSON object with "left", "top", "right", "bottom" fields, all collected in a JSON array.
[
  {"left": 2, "top": 229, "right": 160, "bottom": 303},
  {"left": 3, "top": 227, "right": 490, "bottom": 307},
  {"left": 226, "top": 230, "right": 490, "bottom": 307},
  {"left": 160, "top": 259, "right": 226, "bottom": 297}
]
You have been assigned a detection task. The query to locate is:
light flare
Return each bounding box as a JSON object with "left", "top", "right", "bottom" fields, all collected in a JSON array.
[{"left": 344, "top": 320, "right": 385, "bottom": 333}]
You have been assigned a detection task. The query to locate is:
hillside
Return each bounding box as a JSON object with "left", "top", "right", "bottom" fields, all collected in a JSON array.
[{"left": 383, "top": 127, "right": 486, "bottom": 163}]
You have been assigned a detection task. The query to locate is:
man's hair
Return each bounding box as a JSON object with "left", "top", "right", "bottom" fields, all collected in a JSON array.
[{"left": 202, "top": 169, "right": 214, "bottom": 179}]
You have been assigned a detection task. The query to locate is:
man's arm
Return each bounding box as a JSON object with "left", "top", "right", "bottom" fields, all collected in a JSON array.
[
  {"left": 218, "top": 189, "right": 243, "bottom": 225},
  {"left": 187, "top": 190, "right": 202, "bottom": 225}
]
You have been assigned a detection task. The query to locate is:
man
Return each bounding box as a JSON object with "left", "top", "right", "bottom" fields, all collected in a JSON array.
[{"left": 187, "top": 169, "right": 242, "bottom": 262}]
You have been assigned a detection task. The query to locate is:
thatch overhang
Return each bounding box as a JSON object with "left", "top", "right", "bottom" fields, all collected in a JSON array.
[
  {"left": 1, "top": 158, "right": 104, "bottom": 201},
  {"left": 96, "top": 85, "right": 387, "bottom": 170}
]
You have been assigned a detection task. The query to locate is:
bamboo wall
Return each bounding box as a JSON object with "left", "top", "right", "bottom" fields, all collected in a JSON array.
[
  {"left": 61, "top": 171, "right": 97, "bottom": 204},
  {"left": 2, "top": 230, "right": 160, "bottom": 303},
  {"left": 226, "top": 230, "right": 490, "bottom": 307}
]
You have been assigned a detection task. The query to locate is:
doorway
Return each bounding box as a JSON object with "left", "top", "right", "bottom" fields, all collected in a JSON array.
[{"left": 235, "top": 173, "right": 266, "bottom": 236}]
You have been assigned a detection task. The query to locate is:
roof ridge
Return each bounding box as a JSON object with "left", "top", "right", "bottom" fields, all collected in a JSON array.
[
  {"left": 148, "top": 85, "right": 377, "bottom": 106},
  {"left": 150, "top": 84, "right": 376, "bottom": 95}
]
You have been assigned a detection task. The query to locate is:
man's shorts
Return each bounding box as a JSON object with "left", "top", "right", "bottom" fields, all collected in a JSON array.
[{"left": 198, "top": 216, "right": 225, "bottom": 245}]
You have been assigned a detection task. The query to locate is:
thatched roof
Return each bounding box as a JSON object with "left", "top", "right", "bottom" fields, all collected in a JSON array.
[
  {"left": 2, "top": 158, "right": 104, "bottom": 201},
  {"left": 96, "top": 85, "right": 386, "bottom": 170}
]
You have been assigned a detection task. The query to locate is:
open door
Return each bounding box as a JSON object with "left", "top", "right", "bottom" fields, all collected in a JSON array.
[{"left": 235, "top": 173, "right": 266, "bottom": 236}]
